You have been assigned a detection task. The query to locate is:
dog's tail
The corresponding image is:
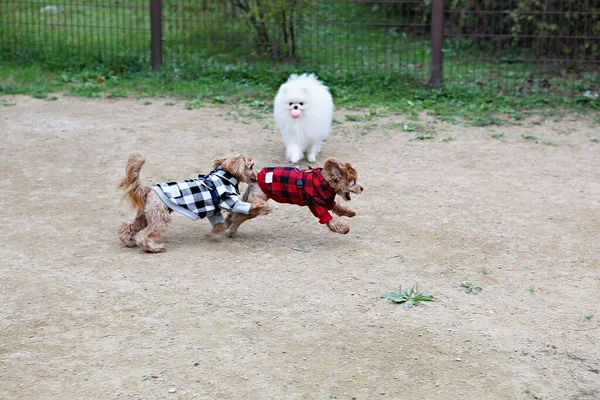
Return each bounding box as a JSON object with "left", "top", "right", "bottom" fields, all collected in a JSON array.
[{"left": 118, "top": 152, "right": 151, "bottom": 213}]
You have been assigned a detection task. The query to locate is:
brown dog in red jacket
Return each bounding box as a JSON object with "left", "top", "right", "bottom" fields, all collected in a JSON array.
[{"left": 226, "top": 158, "right": 363, "bottom": 236}]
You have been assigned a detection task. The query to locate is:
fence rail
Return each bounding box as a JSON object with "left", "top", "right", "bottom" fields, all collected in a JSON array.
[{"left": 1, "top": 0, "right": 599, "bottom": 90}]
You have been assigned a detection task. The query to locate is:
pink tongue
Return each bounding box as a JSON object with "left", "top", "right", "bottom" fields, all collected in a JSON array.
[{"left": 290, "top": 109, "right": 301, "bottom": 119}]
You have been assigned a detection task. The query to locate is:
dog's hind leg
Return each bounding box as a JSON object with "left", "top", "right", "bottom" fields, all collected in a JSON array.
[
  {"left": 136, "top": 191, "right": 171, "bottom": 253},
  {"left": 226, "top": 212, "right": 254, "bottom": 237},
  {"left": 119, "top": 212, "right": 147, "bottom": 247}
]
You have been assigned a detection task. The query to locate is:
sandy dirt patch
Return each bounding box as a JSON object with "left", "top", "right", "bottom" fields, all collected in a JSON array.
[{"left": 0, "top": 96, "right": 599, "bottom": 400}]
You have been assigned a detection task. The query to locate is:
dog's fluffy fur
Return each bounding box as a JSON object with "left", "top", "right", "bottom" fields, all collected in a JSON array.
[
  {"left": 226, "top": 158, "right": 363, "bottom": 236},
  {"left": 118, "top": 152, "right": 268, "bottom": 253},
  {"left": 274, "top": 73, "right": 334, "bottom": 163}
]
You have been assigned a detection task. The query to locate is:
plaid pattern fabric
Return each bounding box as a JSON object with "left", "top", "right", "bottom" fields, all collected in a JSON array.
[
  {"left": 153, "top": 168, "right": 250, "bottom": 222},
  {"left": 257, "top": 167, "right": 336, "bottom": 224}
]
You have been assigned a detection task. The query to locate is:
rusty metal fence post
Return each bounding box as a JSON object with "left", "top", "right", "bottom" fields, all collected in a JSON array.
[
  {"left": 430, "top": 0, "right": 445, "bottom": 87},
  {"left": 150, "top": 0, "right": 163, "bottom": 71}
]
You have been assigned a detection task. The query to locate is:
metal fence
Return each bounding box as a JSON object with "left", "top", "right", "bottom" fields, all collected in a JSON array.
[{"left": 1, "top": 0, "right": 599, "bottom": 89}]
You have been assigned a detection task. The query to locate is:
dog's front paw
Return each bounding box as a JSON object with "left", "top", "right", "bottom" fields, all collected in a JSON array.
[
  {"left": 206, "top": 232, "right": 224, "bottom": 241},
  {"left": 207, "top": 223, "right": 226, "bottom": 241},
  {"left": 250, "top": 201, "right": 271, "bottom": 216},
  {"left": 137, "top": 237, "right": 166, "bottom": 253},
  {"left": 226, "top": 229, "right": 237, "bottom": 238},
  {"left": 327, "top": 220, "right": 350, "bottom": 235}
]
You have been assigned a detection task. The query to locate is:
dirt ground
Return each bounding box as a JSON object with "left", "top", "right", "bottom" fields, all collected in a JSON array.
[{"left": 0, "top": 95, "right": 599, "bottom": 400}]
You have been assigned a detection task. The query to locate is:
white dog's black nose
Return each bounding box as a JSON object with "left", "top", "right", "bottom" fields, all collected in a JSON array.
[{"left": 292, "top": 105, "right": 299, "bottom": 110}]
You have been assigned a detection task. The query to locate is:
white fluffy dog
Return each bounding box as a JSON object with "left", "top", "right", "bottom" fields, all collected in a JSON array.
[{"left": 274, "top": 73, "right": 334, "bottom": 163}]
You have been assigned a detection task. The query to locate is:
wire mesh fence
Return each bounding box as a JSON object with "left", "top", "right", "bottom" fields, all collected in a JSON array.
[
  {"left": 444, "top": 0, "right": 600, "bottom": 91},
  {"left": 0, "top": 0, "right": 150, "bottom": 68},
  {"left": 0, "top": 0, "right": 599, "bottom": 90},
  {"left": 161, "top": 0, "right": 430, "bottom": 81}
]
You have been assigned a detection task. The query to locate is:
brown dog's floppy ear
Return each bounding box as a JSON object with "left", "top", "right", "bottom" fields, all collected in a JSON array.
[
  {"left": 324, "top": 158, "right": 343, "bottom": 181},
  {"left": 242, "top": 154, "right": 254, "bottom": 169},
  {"left": 230, "top": 156, "right": 246, "bottom": 179},
  {"left": 213, "top": 158, "right": 226, "bottom": 169}
]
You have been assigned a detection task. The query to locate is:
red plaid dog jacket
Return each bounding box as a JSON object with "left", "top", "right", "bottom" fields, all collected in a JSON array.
[{"left": 257, "top": 167, "right": 336, "bottom": 224}]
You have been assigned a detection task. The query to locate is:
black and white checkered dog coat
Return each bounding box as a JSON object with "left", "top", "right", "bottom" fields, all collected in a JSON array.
[{"left": 153, "top": 168, "right": 251, "bottom": 225}]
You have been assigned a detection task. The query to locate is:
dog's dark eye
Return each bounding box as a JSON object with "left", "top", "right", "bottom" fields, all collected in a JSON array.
[
  {"left": 289, "top": 102, "right": 293, "bottom": 106},
  {"left": 299, "top": 102, "right": 304, "bottom": 106},
  {"left": 350, "top": 181, "right": 356, "bottom": 186}
]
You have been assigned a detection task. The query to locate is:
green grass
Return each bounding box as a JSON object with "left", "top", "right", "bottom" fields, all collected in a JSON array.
[{"left": 1, "top": 59, "right": 598, "bottom": 125}]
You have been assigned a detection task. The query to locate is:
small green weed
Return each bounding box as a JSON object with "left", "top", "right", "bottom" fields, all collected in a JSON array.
[
  {"left": 442, "top": 136, "right": 456, "bottom": 142},
  {"left": 491, "top": 132, "right": 505, "bottom": 139},
  {"left": 542, "top": 140, "right": 557, "bottom": 146},
  {"left": 509, "top": 110, "right": 523, "bottom": 121},
  {"left": 212, "top": 96, "right": 228, "bottom": 104},
  {"left": 382, "top": 284, "right": 434, "bottom": 309},
  {"left": 522, "top": 134, "right": 540, "bottom": 144},
  {"left": 106, "top": 89, "right": 128, "bottom": 99},
  {"left": 590, "top": 138, "right": 600, "bottom": 143},
  {"left": 416, "top": 133, "right": 436, "bottom": 140},
  {"left": 186, "top": 100, "right": 204, "bottom": 110},
  {"left": 460, "top": 281, "right": 482, "bottom": 294},
  {"left": 402, "top": 123, "right": 415, "bottom": 132},
  {"left": 344, "top": 109, "right": 382, "bottom": 122},
  {"left": 584, "top": 314, "right": 593, "bottom": 321},
  {"left": 248, "top": 99, "right": 270, "bottom": 112},
  {"left": 471, "top": 117, "right": 501, "bottom": 127},
  {"left": 528, "top": 285, "right": 535, "bottom": 294}
]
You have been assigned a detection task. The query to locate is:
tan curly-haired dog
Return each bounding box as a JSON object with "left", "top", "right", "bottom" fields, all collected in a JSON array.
[
  {"left": 118, "top": 152, "right": 269, "bottom": 253},
  {"left": 226, "top": 158, "right": 363, "bottom": 236}
]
